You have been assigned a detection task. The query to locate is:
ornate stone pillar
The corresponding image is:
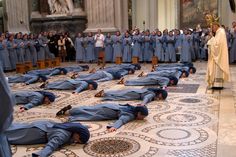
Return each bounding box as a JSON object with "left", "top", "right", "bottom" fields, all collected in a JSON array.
[
  {"left": 5, "top": 0, "right": 30, "bottom": 32},
  {"left": 85, "top": 0, "right": 128, "bottom": 32}
]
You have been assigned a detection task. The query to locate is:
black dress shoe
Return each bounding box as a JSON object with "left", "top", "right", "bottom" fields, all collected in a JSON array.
[{"left": 56, "top": 105, "right": 72, "bottom": 116}]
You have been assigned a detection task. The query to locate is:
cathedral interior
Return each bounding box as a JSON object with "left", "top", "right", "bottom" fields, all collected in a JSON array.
[{"left": 0, "top": 0, "right": 236, "bottom": 157}]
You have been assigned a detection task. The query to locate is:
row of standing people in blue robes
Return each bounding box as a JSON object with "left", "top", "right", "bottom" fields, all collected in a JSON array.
[
  {"left": 0, "top": 32, "right": 55, "bottom": 71},
  {"left": 74, "top": 29, "right": 210, "bottom": 64}
]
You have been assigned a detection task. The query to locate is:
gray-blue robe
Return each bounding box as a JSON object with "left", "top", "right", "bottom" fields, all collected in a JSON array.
[
  {"left": 155, "top": 35, "right": 165, "bottom": 62},
  {"left": 108, "top": 63, "right": 137, "bottom": 70},
  {"left": 75, "top": 37, "right": 85, "bottom": 62},
  {"left": 41, "top": 36, "right": 55, "bottom": 59},
  {"left": 77, "top": 71, "right": 113, "bottom": 82},
  {"left": 8, "top": 74, "right": 41, "bottom": 85},
  {"left": 103, "top": 89, "right": 155, "bottom": 105},
  {"left": 69, "top": 103, "right": 136, "bottom": 129},
  {"left": 102, "top": 67, "right": 129, "bottom": 77},
  {"left": 13, "top": 91, "right": 45, "bottom": 110},
  {"left": 7, "top": 40, "right": 18, "bottom": 70},
  {"left": 175, "top": 34, "right": 183, "bottom": 56},
  {"left": 132, "top": 34, "right": 142, "bottom": 58},
  {"left": 0, "top": 40, "right": 11, "bottom": 71},
  {"left": 143, "top": 35, "right": 153, "bottom": 62},
  {"left": 155, "top": 66, "right": 189, "bottom": 73},
  {"left": 6, "top": 121, "right": 71, "bottom": 157},
  {"left": 147, "top": 69, "right": 182, "bottom": 79},
  {"left": 0, "top": 68, "right": 15, "bottom": 157},
  {"left": 105, "top": 36, "right": 113, "bottom": 62},
  {"left": 165, "top": 35, "right": 176, "bottom": 62},
  {"left": 15, "top": 39, "right": 25, "bottom": 63},
  {"left": 193, "top": 32, "right": 201, "bottom": 59},
  {"left": 190, "top": 34, "right": 196, "bottom": 61},
  {"left": 29, "top": 39, "right": 38, "bottom": 66},
  {"left": 112, "top": 35, "right": 123, "bottom": 62},
  {"left": 46, "top": 79, "right": 89, "bottom": 93},
  {"left": 122, "top": 37, "right": 132, "bottom": 63},
  {"left": 125, "top": 76, "right": 170, "bottom": 87},
  {"left": 85, "top": 36, "right": 95, "bottom": 62},
  {"left": 23, "top": 40, "right": 31, "bottom": 62},
  {"left": 36, "top": 38, "right": 46, "bottom": 60},
  {"left": 230, "top": 32, "right": 236, "bottom": 63},
  {"left": 27, "top": 68, "right": 53, "bottom": 76},
  {"left": 181, "top": 34, "right": 192, "bottom": 63}
]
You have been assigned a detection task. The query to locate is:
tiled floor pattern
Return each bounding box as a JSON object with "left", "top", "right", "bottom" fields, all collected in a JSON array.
[{"left": 8, "top": 61, "right": 235, "bottom": 157}]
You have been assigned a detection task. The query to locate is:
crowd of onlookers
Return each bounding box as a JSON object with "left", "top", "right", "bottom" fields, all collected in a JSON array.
[{"left": 0, "top": 21, "right": 235, "bottom": 71}]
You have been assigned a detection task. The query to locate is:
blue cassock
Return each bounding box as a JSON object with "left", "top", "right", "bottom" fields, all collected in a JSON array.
[
  {"left": 230, "top": 32, "right": 236, "bottom": 63},
  {"left": 112, "top": 35, "right": 123, "bottom": 62},
  {"left": 15, "top": 39, "right": 25, "bottom": 63},
  {"left": 7, "top": 40, "right": 18, "bottom": 70},
  {"left": 193, "top": 32, "right": 201, "bottom": 59},
  {"left": 77, "top": 71, "right": 113, "bottom": 82},
  {"left": 102, "top": 67, "right": 129, "bottom": 77},
  {"left": 107, "top": 63, "right": 136, "bottom": 70},
  {"left": 75, "top": 37, "right": 85, "bottom": 62},
  {"left": 143, "top": 35, "right": 153, "bottom": 62},
  {"left": 29, "top": 39, "right": 38, "bottom": 66},
  {"left": 199, "top": 36, "right": 207, "bottom": 60},
  {"left": 190, "top": 34, "right": 196, "bottom": 61},
  {"left": 0, "top": 68, "right": 15, "bottom": 157},
  {"left": 103, "top": 89, "right": 155, "bottom": 105},
  {"left": 132, "top": 34, "right": 142, "bottom": 58},
  {"left": 69, "top": 103, "right": 136, "bottom": 129},
  {"left": 41, "top": 36, "right": 55, "bottom": 59},
  {"left": 6, "top": 121, "right": 71, "bottom": 157},
  {"left": 155, "top": 66, "right": 189, "bottom": 73},
  {"left": 0, "top": 40, "right": 11, "bottom": 71},
  {"left": 8, "top": 74, "right": 41, "bottom": 85},
  {"left": 122, "top": 36, "right": 132, "bottom": 63},
  {"left": 36, "top": 38, "right": 46, "bottom": 60},
  {"left": 13, "top": 91, "right": 45, "bottom": 110},
  {"left": 104, "top": 36, "right": 113, "bottom": 62},
  {"left": 85, "top": 36, "right": 95, "bottom": 62},
  {"left": 23, "top": 40, "right": 31, "bottom": 62},
  {"left": 175, "top": 34, "right": 183, "bottom": 55},
  {"left": 125, "top": 76, "right": 170, "bottom": 87},
  {"left": 64, "top": 66, "right": 84, "bottom": 73},
  {"left": 181, "top": 34, "right": 192, "bottom": 63},
  {"left": 155, "top": 35, "right": 165, "bottom": 62},
  {"left": 165, "top": 35, "right": 176, "bottom": 62},
  {"left": 27, "top": 68, "right": 53, "bottom": 76},
  {"left": 147, "top": 70, "right": 182, "bottom": 79},
  {"left": 46, "top": 79, "right": 89, "bottom": 93}
]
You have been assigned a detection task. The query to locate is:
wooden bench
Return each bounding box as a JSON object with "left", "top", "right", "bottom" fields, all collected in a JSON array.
[
  {"left": 37, "top": 60, "right": 45, "bottom": 69},
  {"left": 16, "top": 63, "right": 26, "bottom": 73},
  {"left": 132, "top": 57, "right": 139, "bottom": 64},
  {"left": 152, "top": 56, "right": 158, "bottom": 66},
  {"left": 25, "top": 61, "right": 33, "bottom": 71},
  {"left": 45, "top": 59, "right": 53, "bottom": 68},
  {"left": 116, "top": 57, "right": 122, "bottom": 64}
]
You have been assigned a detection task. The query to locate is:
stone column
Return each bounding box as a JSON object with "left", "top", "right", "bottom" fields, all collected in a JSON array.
[
  {"left": 219, "top": 0, "right": 236, "bottom": 27},
  {"left": 149, "top": 0, "right": 157, "bottom": 30},
  {"left": 85, "top": 0, "right": 124, "bottom": 32},
  {"left": 5, "top": 0, "right": 30, "bottom": 33}
]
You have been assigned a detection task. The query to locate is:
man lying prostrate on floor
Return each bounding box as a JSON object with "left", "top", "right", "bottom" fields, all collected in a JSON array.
[
  {"left": 41, "top": 79, "right": 98, "bottom": 94},
  {"left": 157, "top": 62, "right": 194, "bottom": 68},
  {"left": 27, "top": 68, "right": 68, "bottom": 77},
  {"left": 6, "top": 121, "right": 90, "bottom": 157},
  {"left": 56, "top": 103, "right": 149, "bottom": 132},
  {"left": 120, "top": 76, "right": 178, "bottom": 88},
  {"left": 8, "top": 74, "right": 48, "bottom": 85},
  {"left": 154, "top": 65, "right": 196, "bottom": 75},
  {"left": 13, "top": 90, "right": 56, "bottom": 112},
  {"left": 103, "top": 63, "right": 141, "bottom": 71},
  {"left": 101, "top": 67, "right": 135, "bottom": 77},
  {"left": 74, "top": 70, "right": 122, "bottom": 82},
  {"left": 95, "top": 88, "right": 168, "bottom": 105},
  {"left": 139, "top": 69, "right": 183, "bottom": 79}
]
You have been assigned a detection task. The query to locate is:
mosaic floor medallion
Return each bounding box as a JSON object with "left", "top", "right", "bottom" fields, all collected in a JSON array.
[
  {"left": 167, "top": 95, "right": 218, "bottom": 107},
  {"left": 83, "top": 137, "right": 140, "bottom": 157},
  {"left": 153, "top": 111, "right": 216, "bottom": 127}
]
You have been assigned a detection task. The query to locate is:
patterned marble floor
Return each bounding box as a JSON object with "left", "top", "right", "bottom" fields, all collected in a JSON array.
[{"left": 9, "top": 61, "right": 236, "bottom": 157}]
